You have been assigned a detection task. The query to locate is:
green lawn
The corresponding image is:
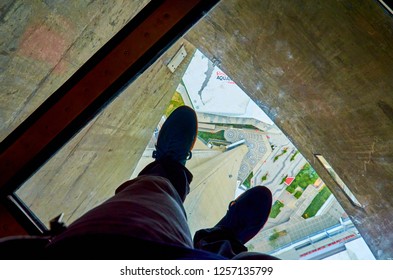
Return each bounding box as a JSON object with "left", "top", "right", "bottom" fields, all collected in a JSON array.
[
  {"left": 280, "top": 175, "right": 288, "bottom": 185},
  {"left": 286, "top": 163, "right": 319, "bottom": 193},
  {"left": 208, "top": 123, "right": 260, "bottom": 131},
  {"left": 269, "top": 229, "right": 287, "bottom": 242},
  {"left": 290, "top": 150, "right": 299, "bottom": 161},
  {"left": 294, "top": 190, "right": 303, "bottom": 199},
  {"left": 164, "top": 92, "right": 185, "bottom": 117},
  {"left": 274, "top": 148, "right": 288, "bottom": 162},
  {"left": 269, "top": 200, "right": 284, "bottom": 218},
  {"left": 197, "top": 130, "right": 226, "bottom": 144},
  {"left": 302, "top": 186, "right": 332, "bottom": 219},
  {"left": 243, "top": 172, "right": 253, "bottom": 189}
]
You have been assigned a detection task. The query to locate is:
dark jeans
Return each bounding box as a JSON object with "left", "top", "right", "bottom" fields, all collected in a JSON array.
[
  {"left": 45, "top": 158, "right": 277, "bottom": 259},
  {"left": 138, "top": 158, "right": 277, "bottom": 259}
]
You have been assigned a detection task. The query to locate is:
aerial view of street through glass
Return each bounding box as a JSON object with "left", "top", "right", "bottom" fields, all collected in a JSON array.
[{"left": 132, "top": 49, "right": 374, "bottom": 260}]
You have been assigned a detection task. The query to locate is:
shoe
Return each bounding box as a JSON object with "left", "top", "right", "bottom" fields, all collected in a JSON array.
[
  {"left": 152, "top": 106, "right": 198, "bottom": 165},
  {"left": 215, "top": 186, "right": 272, "bottom": 244}
]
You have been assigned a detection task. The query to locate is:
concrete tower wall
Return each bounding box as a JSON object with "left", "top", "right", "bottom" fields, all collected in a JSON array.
[{"left": 186, "top": 0, "right": 393, "bottom": 259}]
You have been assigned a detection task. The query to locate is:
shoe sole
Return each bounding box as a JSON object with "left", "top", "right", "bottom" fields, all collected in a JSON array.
[
  {"left": 157, "top": 105, "right": 198, "bottom": 155},
  {"left": 231, "top": 186, "right": 273, "bottom": 243}
]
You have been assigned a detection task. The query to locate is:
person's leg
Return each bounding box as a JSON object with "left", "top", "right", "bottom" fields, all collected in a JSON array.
[
  {"left": 131, "top": 105, "right": 198, "bottom": 202},
  {"left": 194, "top": 186, "right": 278, "bottom": 259},
  {"left": 49, "top": 106, "right": 198, "bottom": 250},
  {"left": 129, "top": 156, "right": 193, "bottom": 202},
  {"left": 49, "top": 174, "right": 193, "bottom": 246}
]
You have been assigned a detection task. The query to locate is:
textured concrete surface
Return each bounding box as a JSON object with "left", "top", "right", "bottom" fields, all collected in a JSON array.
[
  {"left": 16, "top": 38, "right": 195, "bottom": 226},
  {"left": 186, "top": 0, "right": 393, "bottom": 259},
  {"left": 0, "top": 0, "right": 196, "bottom": 226},
  {"left": 2, "top": 0, "right": 393, "bottom": 260},
  {"left": 185, "top": 145, "right": 248, "bottom": 235},
  {"left": 0, "top": 0, "right": 149, "bottom": 141}
]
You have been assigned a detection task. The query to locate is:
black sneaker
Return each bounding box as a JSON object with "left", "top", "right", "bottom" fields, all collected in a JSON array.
[
  {"left": 153, "top": 106, "right": 198, "bottom": 165},
  {"left": 215, "top": 186, "right": 272, "bottom": 244}
]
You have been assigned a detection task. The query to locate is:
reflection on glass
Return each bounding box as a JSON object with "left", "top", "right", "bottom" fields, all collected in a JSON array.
[{"left": 0, "top": 1, "right": 150, "bottom": 141}]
